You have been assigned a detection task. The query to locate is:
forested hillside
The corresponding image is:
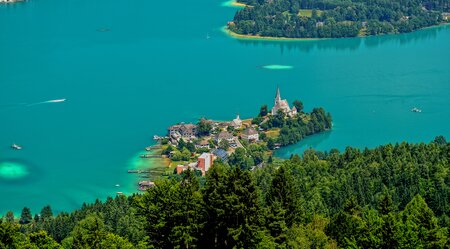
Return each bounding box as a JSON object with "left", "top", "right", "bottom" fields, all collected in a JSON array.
[
  {"left": 1, "top": 138, "right": 449, "bottom": 248},
  {"left": 229, "top": 0, "right": 450, "bottom": 38}
]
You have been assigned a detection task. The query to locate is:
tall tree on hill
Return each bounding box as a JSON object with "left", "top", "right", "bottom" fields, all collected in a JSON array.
[
  {"left": 293, "top": 100, "right": 304, "bottom": 113},
  {"left": 197, "top": 118, "right": 212, "bottom": 137},
  {"left": 267, "top": 165, "right": 302, "bottom": 229},
  {"left": 40, "top": 205, "right": 53, "bottom": 222},
  {"left": 399, "top": 195, "right": 447, "bottom": 248},
  {"left": 170, "top": 169, "right": 205, "bottom": 248},
  {"left": 202, "top": 165, "right": 264, "bottom": 248},
  {"left": 260, "top": 104, "right": 269, "bottom": 116},
  {"left": 19, "top": 207, "right": 32, "bottom": 225},
  {"left": 5, "top": 211, "right": 14, "bottom": 223}
]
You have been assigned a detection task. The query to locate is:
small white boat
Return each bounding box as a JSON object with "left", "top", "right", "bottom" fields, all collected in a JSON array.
[
  {"left": 411, "top": 107, "right": 422, "bottom": 113},
  {"left": 206, "top": 33, "right": 211, "bottom": 39},
  {"left": 11, "top": 144, "right": 22, "bottom": 150},
  {"left": 48, "top": 99, "right": 66, "bottom": 103},
  {"left": 115, "top": 184, "right": 120, "bottom": 187}
]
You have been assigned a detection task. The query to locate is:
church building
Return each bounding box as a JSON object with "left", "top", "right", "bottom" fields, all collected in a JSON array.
[{"left": 271, "top": 86, "right": 297, "bottom": 117}]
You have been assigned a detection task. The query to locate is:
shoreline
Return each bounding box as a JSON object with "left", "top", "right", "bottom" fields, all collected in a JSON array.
[
  {"left": 223, "top": 22, "right": 450, "bottom": 42},
  {"left": 222, "top": 0, "right": 248, "bottom": 8},
  {"left": 223, "top": 26, "right": 327, "bottom": 41},
  {"left": 0, "top": 0, "right": 24, "bottom": 4}
]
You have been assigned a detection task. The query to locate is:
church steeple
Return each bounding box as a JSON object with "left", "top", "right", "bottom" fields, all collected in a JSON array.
[{"left": 275, "top": 85, "right": 281, "bottom": 101}]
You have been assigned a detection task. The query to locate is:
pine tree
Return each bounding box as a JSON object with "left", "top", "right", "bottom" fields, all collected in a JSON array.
[
  {"left": 40, "top": 205, "right": 53, "bottom": 221},
  {"left": 19, "top": 207, "right": 32, "bottom": 224}
]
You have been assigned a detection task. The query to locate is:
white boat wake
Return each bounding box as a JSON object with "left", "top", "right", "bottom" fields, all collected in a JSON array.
[{"left": 27, "top": 99, "right": 66, "bottom": 106}]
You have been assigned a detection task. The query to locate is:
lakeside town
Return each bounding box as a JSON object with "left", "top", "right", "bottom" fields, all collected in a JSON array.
[{"left": 135, "top": 87, "right": 332, "bottom": 191}]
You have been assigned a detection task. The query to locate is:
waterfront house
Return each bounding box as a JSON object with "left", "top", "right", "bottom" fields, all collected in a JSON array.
[
  {"left": 241, "top": 127, "right": 259, "bottom": 142},
  {"left": 271, "top": 86, "right": 297, "bottom": 117},
  {"left": 168, "top": 123, "right": 198, "bottom": 141}
]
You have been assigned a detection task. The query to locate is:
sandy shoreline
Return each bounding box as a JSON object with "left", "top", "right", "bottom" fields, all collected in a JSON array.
[
  {"left": 223, "top": 22, "right": 450, "bottom": 42},
  {"left": 222, "top": 0, "right": 248, "bottom": 8},
  {"left": 222, "top": 26, "right": 326, "bottom": 41}
]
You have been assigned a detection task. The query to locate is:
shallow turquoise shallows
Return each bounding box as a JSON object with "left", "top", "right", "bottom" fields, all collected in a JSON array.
[{"left": 0, "top": 0, "right": 449, "bottom": 214}]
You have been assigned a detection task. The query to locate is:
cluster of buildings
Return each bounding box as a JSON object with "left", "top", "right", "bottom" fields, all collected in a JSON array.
[{"left": 166, "top": 86, "right": 295, "bottom": 175}]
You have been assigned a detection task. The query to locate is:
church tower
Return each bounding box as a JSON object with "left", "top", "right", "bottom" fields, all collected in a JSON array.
[{"left": 275, "top": 86, "right": 281, "bottom": 103}]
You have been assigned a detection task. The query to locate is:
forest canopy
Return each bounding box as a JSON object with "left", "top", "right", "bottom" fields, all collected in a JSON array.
[{"left": 1, "top": 139, "right": 449, "bottom": 248}]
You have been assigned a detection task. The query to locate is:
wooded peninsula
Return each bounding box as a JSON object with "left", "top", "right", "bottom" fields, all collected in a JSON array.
[{"left": 228, "top": 0, "right": 450, "bottom": 39}]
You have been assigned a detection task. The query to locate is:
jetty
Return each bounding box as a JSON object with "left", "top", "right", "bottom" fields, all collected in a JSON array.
[
  {"left": 145, "top": 145, "right": 161, "bottom": 151},
  {"left": 140, "top": 154, "right": 162, "bottom": 158},
  {"left": 127, "top": 169, "right": 150, "bottom": 174}
]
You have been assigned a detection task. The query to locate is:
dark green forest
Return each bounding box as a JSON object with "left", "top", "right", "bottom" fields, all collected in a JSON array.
[
  {"left": 1, "top": 138, "right": 449, "bottom": 248},
  {"left": 229, "top": 0, "right": 450, "bottom": 38}
]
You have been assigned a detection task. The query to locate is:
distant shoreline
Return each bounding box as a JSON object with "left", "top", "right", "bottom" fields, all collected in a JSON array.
[
  {"left": 0, "top": 0, "right": 24, "bottom": 4},
  {"left": 223, "top": 26, "right": 326, "bottom": 41},
  {"left": 223, "top": 22, "right": 450, "bottom": 42}
]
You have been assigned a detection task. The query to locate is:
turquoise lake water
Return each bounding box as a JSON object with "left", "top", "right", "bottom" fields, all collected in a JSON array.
[{"left": 0, "top": 0, "right": 449, "bottom": 214}]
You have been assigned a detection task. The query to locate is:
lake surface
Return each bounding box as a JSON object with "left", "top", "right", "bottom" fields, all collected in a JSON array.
[{"left": 0, "top": 0, "right": 449, "bottom": 214}]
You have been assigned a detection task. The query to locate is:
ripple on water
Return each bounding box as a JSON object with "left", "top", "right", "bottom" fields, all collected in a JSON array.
[{"left": 0, "top": 161, "right": 29, "bottom": 180}]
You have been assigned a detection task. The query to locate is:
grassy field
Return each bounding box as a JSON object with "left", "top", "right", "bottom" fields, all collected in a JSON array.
[
  {"left": 298, "top": 9, "right": 323, "bottom": 17},
  {"left": 265, "top": 128, "right": 280, "bottom": 139}
]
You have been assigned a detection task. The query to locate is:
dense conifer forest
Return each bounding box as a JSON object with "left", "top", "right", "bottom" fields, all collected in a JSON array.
[
  {"left": 1, "top": 138, "right": 449, "bottom": 248},
  {"left": 229, "top": 0, "right": 450, "bottom": 38}
]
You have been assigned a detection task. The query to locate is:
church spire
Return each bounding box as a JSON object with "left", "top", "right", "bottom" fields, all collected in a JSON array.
[{"left": 275, "top": 85, "right": 281, "bottom": 101}]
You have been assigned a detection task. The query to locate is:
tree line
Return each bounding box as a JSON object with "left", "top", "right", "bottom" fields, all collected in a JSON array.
[
  {"left": 1, "top": 137, "right": 449, "bottom": 248},
  {"left": 230, "top": 0, "right": 449, "bottom": 38}
]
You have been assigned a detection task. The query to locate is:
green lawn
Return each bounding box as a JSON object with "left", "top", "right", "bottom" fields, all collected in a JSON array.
[
  {"left": 298, "top": 9, "right": 323, "bottom": 17},
  {"left": 265, "top": 128, "right": 280, "bottom": 139}
]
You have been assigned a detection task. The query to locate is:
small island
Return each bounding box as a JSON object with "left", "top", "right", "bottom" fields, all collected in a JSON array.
[
  {"left": 143, "top": 86, "right": 332, "bottom": 178},
  {"left": 227, "top": 0, "right": 450, "bottom": 39}
]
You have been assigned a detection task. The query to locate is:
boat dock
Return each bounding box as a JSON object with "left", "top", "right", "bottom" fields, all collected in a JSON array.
[
  {"left": 127, "top": 169, "right": 150, "bottom": 174},
  {"left": 140, "top": 154, "right": 162, "bottom": 158},
  {"left": 145, "top": 145, "right": 162, "bottom": 151}
]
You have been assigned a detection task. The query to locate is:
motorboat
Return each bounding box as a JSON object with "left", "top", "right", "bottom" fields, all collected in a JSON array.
[
  {"left": 11, "top": 143, "right": 22, "bottom": 150},
  {"left": 411, "top": 107, "right": 422, "bottom": 113}
]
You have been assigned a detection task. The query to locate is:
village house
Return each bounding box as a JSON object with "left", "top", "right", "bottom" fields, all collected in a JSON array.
[
  {"left": 176, "top": 162, "right": 198, "bottom": 174},
  {"left": 212, "top": 148, "right": 228, "bottom": 161},
  {"left": 241, "top": 127, "right": 259, "bottom": 142},
  {"left": 271, "top": 86, "right": 297, "bottom": 117},
  {"left": 195, "top": 139, "right": 210, "bottom": 149},
  {"left": 216, "top": 131, "right": 237, "bottom": 146}
]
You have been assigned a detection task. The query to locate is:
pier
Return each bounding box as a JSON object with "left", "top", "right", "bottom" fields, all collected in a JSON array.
[
  {"left": 140, "top": 154, "right": 162, "bottom": 158},
  {"left": 145, "top": 145, "right": 162, "bottom": 151},
  {"left": 127, "top": 170, "right": 150, "bottom": 174}
]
